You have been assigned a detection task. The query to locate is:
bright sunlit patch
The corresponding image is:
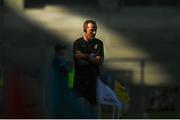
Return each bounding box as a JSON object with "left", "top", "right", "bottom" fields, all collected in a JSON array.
[{"left": 105, "top": 61, "right": 172, "bottom": 86}]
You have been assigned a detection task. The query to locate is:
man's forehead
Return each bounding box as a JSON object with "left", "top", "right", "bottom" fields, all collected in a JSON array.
[{"left": 87, "top": 23, "right": 96, "bottom": 29}]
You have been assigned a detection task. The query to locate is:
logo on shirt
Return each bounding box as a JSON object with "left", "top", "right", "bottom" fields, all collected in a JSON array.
[{"left": 94, "top": 44, "right": 98, "bottom": 50}]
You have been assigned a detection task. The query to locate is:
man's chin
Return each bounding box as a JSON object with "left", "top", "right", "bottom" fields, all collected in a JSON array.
[{"left": 90, "top": 37, "right": 95, "bottom": 40}]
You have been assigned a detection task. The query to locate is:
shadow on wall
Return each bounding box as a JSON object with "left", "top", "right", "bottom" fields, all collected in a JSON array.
[{"left": 24, "top": 0, "right": 98, "bottom": 8}]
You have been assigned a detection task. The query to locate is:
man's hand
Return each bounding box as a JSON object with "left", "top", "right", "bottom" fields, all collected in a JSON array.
[
  {"left": 96, "top": 56, "right": 102, "bottom": 61},
  {"left": 89, "top": 54, "right": 103, "bottom": 65},
  {"left": 75, "top": 51, "right": 87, "bottom": 59}
]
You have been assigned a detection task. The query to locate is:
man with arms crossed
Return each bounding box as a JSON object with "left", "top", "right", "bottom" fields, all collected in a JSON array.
[{"left": 73, "top": 20, "right": 104, "bottom": 109}]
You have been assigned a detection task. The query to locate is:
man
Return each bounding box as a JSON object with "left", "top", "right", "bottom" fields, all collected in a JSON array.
[{"left": 73, "top": 20, "right": 104, "bottom": 107}]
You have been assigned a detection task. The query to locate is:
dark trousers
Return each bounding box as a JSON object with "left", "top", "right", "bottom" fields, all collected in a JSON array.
[{"left": 74, "top": 76, "right": 97, "bottom": 106}]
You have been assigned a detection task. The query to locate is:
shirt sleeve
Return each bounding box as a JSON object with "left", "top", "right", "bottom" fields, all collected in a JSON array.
[
  {"left": 97, "top": 41, "right": 104, "bottom": 58},
  {"left": 73, "top": 40, "right": 90, "bottom": 65},
  {"left": 73, "top": 40, "right": 80, "bottom": 55}
]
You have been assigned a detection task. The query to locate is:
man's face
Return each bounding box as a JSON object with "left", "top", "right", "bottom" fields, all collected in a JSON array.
[{"left": 85, "top": 23, "right": 97, "bottom": 40}]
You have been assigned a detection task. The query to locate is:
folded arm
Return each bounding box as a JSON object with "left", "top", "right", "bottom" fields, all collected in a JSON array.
[{"left": 75, "top": 51, "right": 103, "bottom": 65}]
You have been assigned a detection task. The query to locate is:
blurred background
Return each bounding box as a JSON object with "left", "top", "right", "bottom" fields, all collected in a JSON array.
[{"left": 0, "top": 0, "right": 180, "bottom": 118}]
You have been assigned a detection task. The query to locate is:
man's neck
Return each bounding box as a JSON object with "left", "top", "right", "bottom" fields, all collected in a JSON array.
[{"left": 83, "top": 36, "right": 90, "bottom": 42}]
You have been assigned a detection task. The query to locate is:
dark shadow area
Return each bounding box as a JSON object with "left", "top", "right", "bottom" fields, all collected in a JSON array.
[
  {"left": 122, "top": 0, "right": 180, "bottom": 6},
  {"left": 0, "top": 0, "right": 3, "bottom": 7},
  {"left": 24, "top": 0, "right": 98, "bottom": 8},
  {"left": 24, "top": 0, "right": 180, "bottom": 8},
  {"left": 0, "top": 8, "right": 66, "bottom": 119}
]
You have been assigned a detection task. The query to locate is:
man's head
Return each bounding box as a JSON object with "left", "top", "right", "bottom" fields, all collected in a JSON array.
[{"left": 83, "top": 20, "right": 97, "bottom": 40}]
